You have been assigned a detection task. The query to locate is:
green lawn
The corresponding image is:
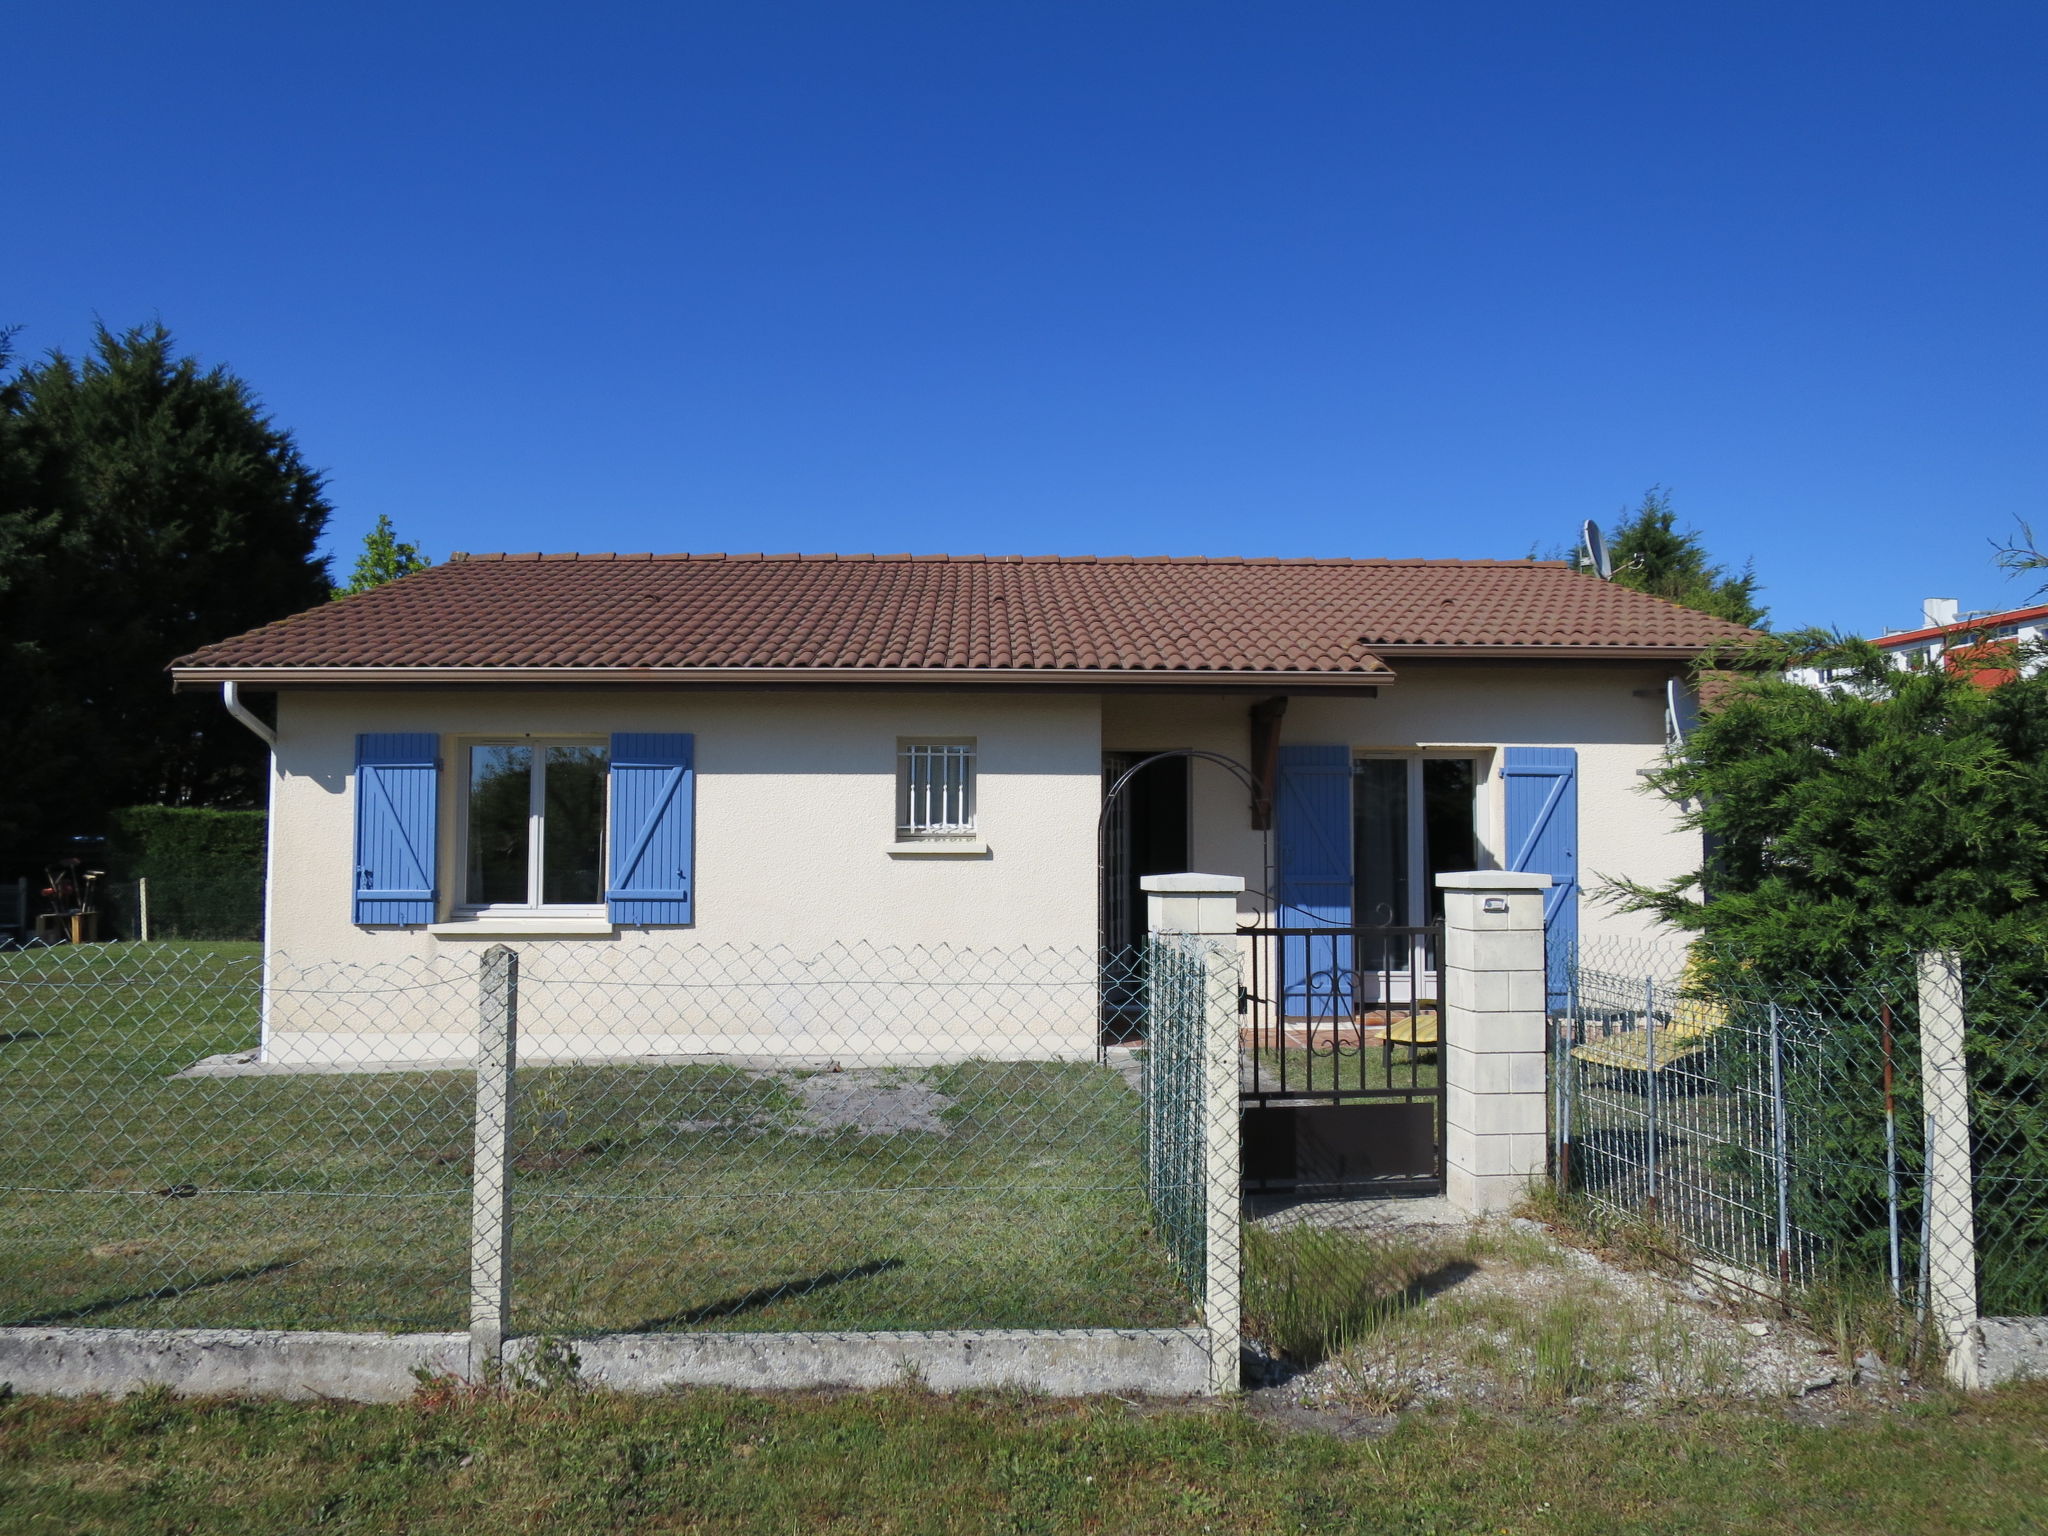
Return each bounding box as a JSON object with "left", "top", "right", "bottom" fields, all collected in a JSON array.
[
  {"left": 0, "top": 944, "right": 1189, "bottom": 1335},
  {"left": 3, "top": 1383, "right": 2046, "bottom": 1534},
  {"left": 1248, "top": 1044, "right": 1439, "bottom": 1098}
]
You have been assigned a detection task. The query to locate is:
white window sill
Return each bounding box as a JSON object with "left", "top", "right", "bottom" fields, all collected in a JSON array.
[
  {"left": 429, "top": 915, "right": 615, "bottom": 937},
  {"left": 887, "top": 839, "right": 990, "bottom": 857}
]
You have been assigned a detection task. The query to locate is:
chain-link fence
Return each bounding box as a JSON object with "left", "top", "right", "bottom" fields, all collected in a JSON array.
[
  {"left": 1, "top": 878, "right": 265, "bottom": 945},
  {"left": 0, "top": 943, "right": 474, "bottom": 1332},
  {"left": 0, "top": 935, "right": 1243, "bottom": 1389},
  {"left": 98, "top": 879, "right": 264, "bottom": 943},
  {"left": 496, "top": 941, "right": 1194, "bottom": 1337},
  {"left": 1554, "top": 936, "right": 2048, "bottom": 1378},
  {"left": 1952, "top": 959, "right": 2048, "bottom": 1319}
]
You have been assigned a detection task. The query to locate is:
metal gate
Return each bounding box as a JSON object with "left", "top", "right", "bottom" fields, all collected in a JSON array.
[{"left": 1237, "top": 923, "right": 1445, "bottom": 1191}]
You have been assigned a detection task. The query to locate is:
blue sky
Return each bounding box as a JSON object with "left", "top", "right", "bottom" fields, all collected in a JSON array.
[{"left": 9, "top": 2, "right": 2044, "bottom": 636}]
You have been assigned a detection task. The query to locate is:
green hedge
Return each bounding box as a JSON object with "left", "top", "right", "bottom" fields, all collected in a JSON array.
[
  {"left": 102, "top": 807, "right": 265, "bottom": 941},
  {"left": 105, "top": 806, "right": 266, "bottom": 886}
]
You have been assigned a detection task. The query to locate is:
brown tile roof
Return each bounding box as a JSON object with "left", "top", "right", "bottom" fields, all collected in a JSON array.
[{"left": 171, "top": 553, "right": 1756, "bottom": 683}]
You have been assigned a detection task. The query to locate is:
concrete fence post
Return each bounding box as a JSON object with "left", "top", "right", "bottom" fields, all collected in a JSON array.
[
  {"left": 1917, "top": 949, "right": 1980, "bottom": 1389},
  {"left": 470, "top": 943, "right": 518, "bottom": 1377},
  {"left": 1197, "top": 936, "right": 1243, "bottom": 1395},
  {"left": 1142, "top": 874, "right": 1244, "bottom": 1395},
  {"left": 1436, "top": 871, "right": 1552, "bottom": 1215}
]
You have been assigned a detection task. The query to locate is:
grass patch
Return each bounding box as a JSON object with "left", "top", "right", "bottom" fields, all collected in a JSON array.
[
  {"left": 1798, "top": 1266, "right": 1931, "bottom": 1379},
  {"left": 0, "top": 944, "right": 1190, "bottom": 1334},
  {"left": 4, "top": 1382, "right": 2048, "bottom": 1533},
  {"left": 1247, "top": 1211, "right": 1765, "bottom": 1411},
  {"left": 1242, "top": 1222, "right": 1453, "bottom": 1366},
  {"left": 1250, "top": 1044, "right": 1438, "bottom": 1096},
  {"left": 1523, "top": 1185, "right": 1932, "bottom": 1379}
]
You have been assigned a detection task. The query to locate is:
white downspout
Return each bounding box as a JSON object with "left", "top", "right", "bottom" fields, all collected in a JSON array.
[
  {"left": 221, "top": 681, "right": 276, "bottom": 749},
  {"left": 220, "top": 681, "right": 279, "bottom": 1059}
]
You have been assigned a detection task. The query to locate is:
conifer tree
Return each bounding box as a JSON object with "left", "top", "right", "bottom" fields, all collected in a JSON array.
[
  {"left": 0, "top": 322, "right": 332, "bottom": 868},
  {"left": 335, "top": 514, "right": 431, "bottom": 597},
  {"left": 1579, "top": 488, "right": 1766, "bottom": 627}
]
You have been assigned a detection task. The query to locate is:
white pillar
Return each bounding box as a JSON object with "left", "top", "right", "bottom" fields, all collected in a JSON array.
[
  {"left": 1140, "top": 874, "right": 1244, "bottom": 1394},
  {"left": 1436, "top": 870, "right": 1552, "bottom": 1215},
  {"left": 1140, "top": 872, "right": 1245, "bottom": 938},
  {"left": 1919, "top": 950, "right": 1981, "bottom": 1389}
]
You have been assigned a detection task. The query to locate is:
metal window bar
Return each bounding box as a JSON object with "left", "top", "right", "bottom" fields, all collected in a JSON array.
[{"left": 899, "top": 743, "right": 975, "bottom": 836}]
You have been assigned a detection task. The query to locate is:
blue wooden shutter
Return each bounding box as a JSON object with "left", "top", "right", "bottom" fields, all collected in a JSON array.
[
  {"left": 607, "top": 733, "right": 695, "bottom": 924},
  {"left": 1276, "top": 744, "right": 1354, "bottom": 1017},
  {"left": 353, "top": 733, "right": 439, "bottom": 925},
  {"left": 1504, "top": 747, "right": 1578, "bottom": 1001}
]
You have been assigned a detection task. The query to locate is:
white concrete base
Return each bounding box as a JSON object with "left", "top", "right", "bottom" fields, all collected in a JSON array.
[
  {"left": 0, "top": 1326, "right": 1210, "bottom": 1401},
  {"left": 1979, "top": 1317, "right": 2048, "bottom": 1386},
  {"left": 557, "top": 1328, "right": 1208, "bottom": 1396},
  {"left": 1444, "top": 1166, "right": 1532, "bottom": 1216},
  {"left": 0, "top": 1327, "right": 469, "bottom": 1402}
]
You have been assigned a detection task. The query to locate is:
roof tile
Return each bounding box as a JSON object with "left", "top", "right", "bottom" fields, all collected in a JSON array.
[{"left": 171, "top": 554, "right": 1755, "bottom": 675}]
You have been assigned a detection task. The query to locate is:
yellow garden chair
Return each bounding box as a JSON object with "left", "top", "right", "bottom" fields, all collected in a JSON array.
[{"left": 1570, "top": 954, "right": 1728, "bottom": 1072}]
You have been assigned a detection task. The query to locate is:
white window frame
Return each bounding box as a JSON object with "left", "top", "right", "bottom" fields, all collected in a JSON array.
[
  {"left": 896, "top": 738, "right": 977, "bottom": 842},
  {"left": 455, "top": 736, "right": 610, "bottom": 916}
]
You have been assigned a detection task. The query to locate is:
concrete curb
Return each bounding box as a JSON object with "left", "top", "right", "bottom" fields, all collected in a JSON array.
[
  {"left": 1979, "top": 1317, "right": 2048, "bottom": 1386},
  {"left": 0, "top": 1327, "right": 468, "bottom": 1402},
  {"left": 0, "top": 1326, "right": 1208, "bottom": 1401},
  {"left": 541, "top": 1328, "right": 1207, "bottom": 1396}
]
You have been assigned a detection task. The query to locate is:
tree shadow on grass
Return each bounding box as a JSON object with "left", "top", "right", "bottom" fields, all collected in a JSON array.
[
  {"left": 9, "top": 1259, "right": 302, "bottom": 1327},
  {"left": 626, "top": 1258, "right": 905, "bottom": 1331}
]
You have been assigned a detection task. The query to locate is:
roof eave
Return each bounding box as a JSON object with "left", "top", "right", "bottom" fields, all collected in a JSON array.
[
  {"left": 1329, "top": 643, "right": 1726, "bottom": 662},
  {"left": 168, "top": 664, "right": 1398, "bottom": 692}
]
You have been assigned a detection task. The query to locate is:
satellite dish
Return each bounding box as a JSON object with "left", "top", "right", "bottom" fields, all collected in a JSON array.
[{"left": 1581, "top": 520, "right": 1613, "bottom": 580}]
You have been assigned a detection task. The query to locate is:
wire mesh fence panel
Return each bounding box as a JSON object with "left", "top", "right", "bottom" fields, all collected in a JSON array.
[
  {"left": 0, "top": 931, "right": 1236, "bottom": 1364},
  {"left": 0, "top": 942, "right": 475, "bottom": 1332},
  {"left": 1141, "top": 934, "right": 1208, "bottom": 1299},
  {"left": 502, "top": 941, "right": 1198, "bottom": 1337},
  {"left": 1558, "top": 938, "right": 1925, "bottom": 1303},
  {"left": 1962, "top": 966, "right": 2048, "bottom": 1318},
  {"left": 97, "top": 880, "right": 265, "bottom": 944}
]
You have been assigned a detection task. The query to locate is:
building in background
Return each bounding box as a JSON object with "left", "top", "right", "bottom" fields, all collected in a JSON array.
[{"left": 1790, "top": 597, "right": 2048, "bottom": 690}]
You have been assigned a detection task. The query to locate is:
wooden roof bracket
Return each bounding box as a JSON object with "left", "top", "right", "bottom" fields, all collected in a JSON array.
[{"left": 1248, "top": 695, "right": 1289, "bottom": 830}]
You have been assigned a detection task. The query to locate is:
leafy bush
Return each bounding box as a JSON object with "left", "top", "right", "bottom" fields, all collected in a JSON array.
[{"left": 1627, "top": 640, "right": 2048, "bottom": 1313}]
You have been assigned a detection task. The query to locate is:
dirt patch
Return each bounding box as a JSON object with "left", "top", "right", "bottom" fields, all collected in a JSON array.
[{"left": 781, "top": 1069, "right": 954, "bottom": 1137}]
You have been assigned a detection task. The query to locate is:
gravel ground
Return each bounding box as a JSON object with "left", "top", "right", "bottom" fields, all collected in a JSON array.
[{"left": 1247, "top": 1205, "right": 1916, "bottom": 1416}]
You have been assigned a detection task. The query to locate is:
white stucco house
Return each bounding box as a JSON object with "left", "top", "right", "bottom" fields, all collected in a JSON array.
[{"left": 169, "top": 553, "right": 1751, "bottom": 1063}]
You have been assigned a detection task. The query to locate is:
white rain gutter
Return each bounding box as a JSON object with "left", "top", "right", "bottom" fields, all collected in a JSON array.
[
  {"left": 219, "top": 680, "right": 279, "bottom": 1060},
  {"left": 221, "top": 680, "right": 277, "bottom": 748}
]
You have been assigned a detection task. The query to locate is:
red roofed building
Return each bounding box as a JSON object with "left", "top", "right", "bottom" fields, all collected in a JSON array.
[
  {"left": 173, "top": 552, "right": 1748, "bottom": 1081},
  {"left": 1792, "top": 597, "right": 2048, "bottom": 691}
]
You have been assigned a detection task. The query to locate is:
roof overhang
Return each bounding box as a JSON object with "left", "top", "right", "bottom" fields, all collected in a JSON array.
[
  {"left": 1363, "top": 645, "right": 1711, "bottom": 662},
  {"left": 169, "top": 664, "right": 1397, "bottom": 693}
]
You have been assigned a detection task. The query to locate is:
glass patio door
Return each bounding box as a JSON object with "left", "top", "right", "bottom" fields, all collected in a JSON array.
[{"left": 1353, "top": 756, "right": 1478, "bottom": 989}]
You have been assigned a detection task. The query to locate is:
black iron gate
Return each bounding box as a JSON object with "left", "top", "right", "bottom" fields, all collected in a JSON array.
[{"left": 1237, "top": 923, "right": 1445, "bottom": 1190}]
